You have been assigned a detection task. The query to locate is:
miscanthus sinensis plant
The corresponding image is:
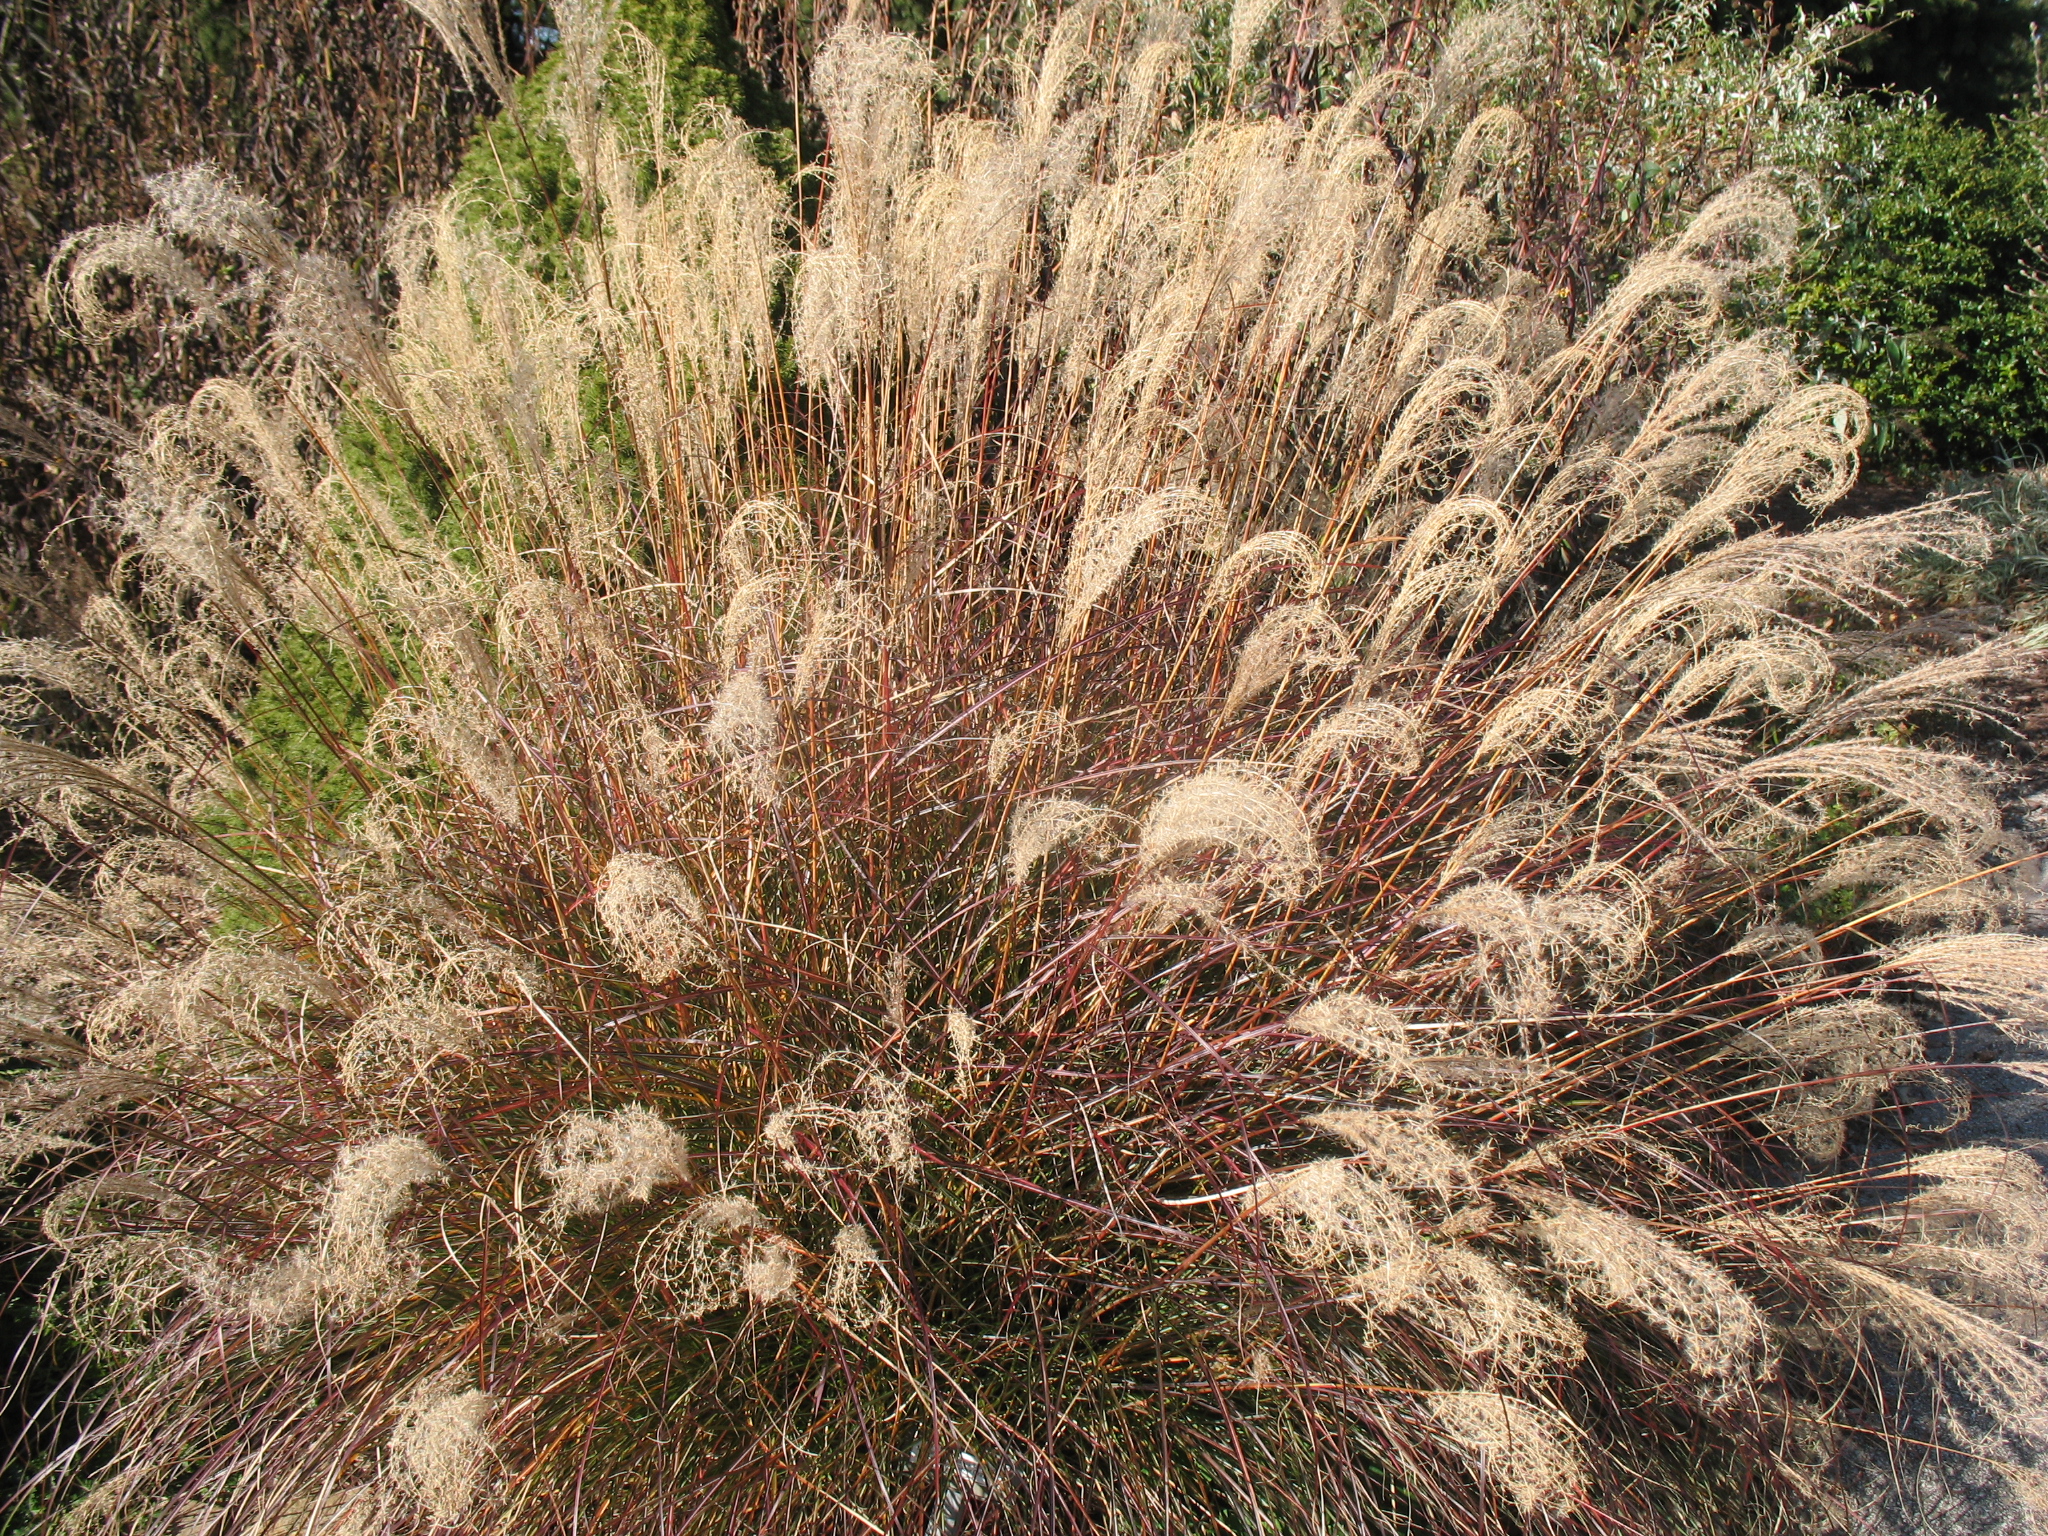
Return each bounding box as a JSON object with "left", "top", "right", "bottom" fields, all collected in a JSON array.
[{"left": 12, "top": 5, "right": 2048, "bottom": 1532}]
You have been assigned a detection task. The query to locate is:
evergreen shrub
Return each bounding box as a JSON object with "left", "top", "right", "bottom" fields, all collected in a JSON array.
[{"left": 1787, "top": 106, "right": 2048, "bottom": 472}]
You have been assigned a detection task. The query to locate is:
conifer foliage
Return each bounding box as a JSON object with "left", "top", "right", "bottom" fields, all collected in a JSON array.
[{"left": 9, "top": 6, "right": 2048, "bottom": 1533}]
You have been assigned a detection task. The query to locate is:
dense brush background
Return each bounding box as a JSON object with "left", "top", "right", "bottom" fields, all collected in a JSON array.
[{"left": 11, "top": 2, "right": 2048, "bottom": 1535}]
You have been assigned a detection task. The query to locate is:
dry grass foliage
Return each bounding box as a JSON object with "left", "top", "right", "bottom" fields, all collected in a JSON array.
[{"left": 7, "top": 5, "right": 2048, "bottom": 1533}]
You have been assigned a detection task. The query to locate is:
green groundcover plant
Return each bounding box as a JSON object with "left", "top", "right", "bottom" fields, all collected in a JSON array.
[{"left": 10, "top": 4, "right": 2048, "bottom": 1534}]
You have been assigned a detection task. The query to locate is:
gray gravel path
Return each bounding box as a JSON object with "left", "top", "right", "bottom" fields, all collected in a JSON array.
[{"left": 1842, "top": 787, "right": 2048, "bottom": 1536}]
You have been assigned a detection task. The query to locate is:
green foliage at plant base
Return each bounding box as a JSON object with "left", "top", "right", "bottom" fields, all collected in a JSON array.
[
  {"left": 454, "top": 0, "right": 790, "bottom": 259},
  {"left": 1887, "top": 463, "right": 2048, "bottom": 618},
  {"left": 235, "top": 627, "right": 378, "bottom": 813},
  {"left": 1785, "top": 106, "right": 2048, "bottom": 473}
]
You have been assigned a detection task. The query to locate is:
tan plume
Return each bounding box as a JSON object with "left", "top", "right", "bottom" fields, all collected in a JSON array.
[
  {"left": 1291, "top": 698, "right": 1425, "bottom": 785},
  {"left": 1058, "top": 488, "right": 1223, "bottom": 643},
  {"left": 1885, "top": 933, "right": 2048, "bottom": 1044},
  {"left": 1527, "top": 1196, "right": 1767, "bottom": 1381},
  {"left": 392, "top": 1381, "right": 495, "bottom": 1526},
  {"left": 595, "top": 852, "right": 709, "bottom": 982},
  {"left": 1136, "top": 764, "right": 1317, "bottom": 901},
  {"left": 1007, "top": 795, "right": 1111, "bottom": 884},
  {"left": 541, "top": 1105, "right": 692, "bottom": 1219},
  {"left": 1205, "top": 530, "right": 1328, "bottom": 611},
  {"left": 1284, "top": 993, "right": 1413, "bottom": 1073},
  {"left": 1221, "top": 603, "right": 1358, "bottom": 718},
  {"left": 1424, "top": 1391, "right": 1584, "bottom": 1519}
]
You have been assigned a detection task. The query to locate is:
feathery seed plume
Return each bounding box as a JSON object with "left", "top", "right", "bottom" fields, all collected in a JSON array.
[
  {"left": 1136, "top": 763, "right": 1317, "bottom": 900},
  {"left": 1285, "top": 993, "right": 1414, "bottom": 1073},
  {"left": 595, "top": 852, "right": 709, "bottom": 982},
  {"left": 1424, "top": 1391, "right": 1585, "bottom": 1518},
  {"left": 821, "top": 1223, "right": 893, "bottom": 1326},
  {"left": 1006, "top": 795, "right": 1110, "bottom": 884},
  {"left": 1221, "top": 603, "right": 1358, "bottom": 718},
  {"left": 1527, "top": 1196, "right": 1767, "bottom": 1381},
  {"left": 542, "top": 1104, "right": 692, "bottom": 1219},
  {"left": 392, "top": 1383, "right": 495, "bottom": 1526}
]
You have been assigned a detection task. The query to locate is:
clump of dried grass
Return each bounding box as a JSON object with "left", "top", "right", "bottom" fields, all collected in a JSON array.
[
  {"left": 391, "top": 1381, "right": 495, "bottom": 1527},
  {"left": 593, "top": 851, "right": 710, "bottom": 982},
  {"left": 541, "top": 1104, "right": 693, "bottom": 1219},
  {"left": 7, "top": 7, "right": 2046, "bottom": 1534},
  {"left": 1425, "top": 1390, "right": 1585, "bottom": 1519}
]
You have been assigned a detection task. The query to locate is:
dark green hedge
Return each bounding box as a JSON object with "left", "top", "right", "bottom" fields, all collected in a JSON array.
[
  {"left": 1791, "top": 0, "right": 2047, "bottom": 121},
  {"left": 1786, "top": 107, "right": 2048, "bottom": 473}
]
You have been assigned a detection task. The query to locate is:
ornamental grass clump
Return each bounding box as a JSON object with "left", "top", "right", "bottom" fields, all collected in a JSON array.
[{"left": 10, "top": 5, "right": 2048, "bottom": 1532}]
